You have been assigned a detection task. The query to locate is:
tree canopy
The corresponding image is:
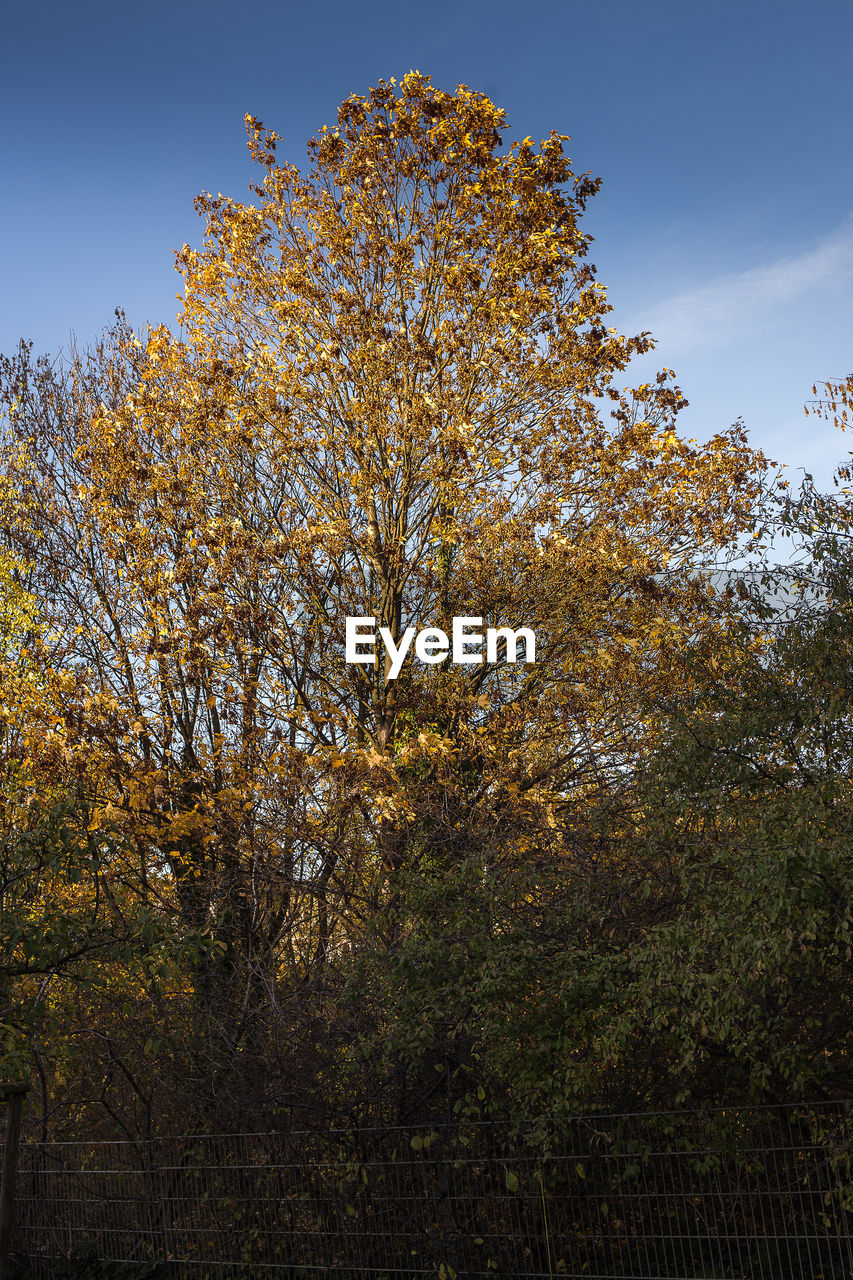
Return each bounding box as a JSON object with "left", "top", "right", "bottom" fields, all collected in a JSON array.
[{"left": 5, "top": 75, "right": 843, "bottom": 1137}]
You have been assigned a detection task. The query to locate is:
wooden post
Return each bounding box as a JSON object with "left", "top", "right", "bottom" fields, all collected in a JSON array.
[{"left": 0, "top": 1082, "right": 29, "bottom": 1280}]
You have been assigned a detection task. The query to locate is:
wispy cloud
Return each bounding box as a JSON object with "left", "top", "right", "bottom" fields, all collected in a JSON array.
[{"left": 625, "top": 216, "right": 853, "bottom": 356}]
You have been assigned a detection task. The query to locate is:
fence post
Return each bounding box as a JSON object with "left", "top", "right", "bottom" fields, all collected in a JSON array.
[{"left": 0, "top": 1081, "right": 30, "bottom": 1280}]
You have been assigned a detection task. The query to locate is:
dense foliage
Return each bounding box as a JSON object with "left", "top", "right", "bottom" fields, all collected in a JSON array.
[{"left": 0, "top": 74, "right": 851, "bottom": 1139}]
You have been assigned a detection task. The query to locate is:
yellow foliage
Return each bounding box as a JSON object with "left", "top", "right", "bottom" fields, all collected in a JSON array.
[{"left": 0, "top": 77, "right": 774, "bottom": 993}]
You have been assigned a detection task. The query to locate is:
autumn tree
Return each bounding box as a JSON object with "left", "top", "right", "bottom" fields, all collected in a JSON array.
[{"left": 1, "top": 74, "right": 771, "bottom": 1129}]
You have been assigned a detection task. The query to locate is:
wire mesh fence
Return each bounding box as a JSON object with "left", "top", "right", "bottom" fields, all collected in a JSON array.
[{"left": 10, "top": 1102, "right": 853, "bottom": 1278}]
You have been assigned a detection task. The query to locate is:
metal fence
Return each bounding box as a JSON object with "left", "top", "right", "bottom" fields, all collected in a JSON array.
[{"left": 10, "top": 1102, "right": 853, "bottom": 1278}]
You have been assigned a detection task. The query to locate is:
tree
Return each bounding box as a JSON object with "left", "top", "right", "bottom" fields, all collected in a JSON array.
[
  {"left": 1, "top": 74, "right": 770, "bottom": 1129},
  {"left": 452, "top": 404, "right": 853, "bottom": 1122}
]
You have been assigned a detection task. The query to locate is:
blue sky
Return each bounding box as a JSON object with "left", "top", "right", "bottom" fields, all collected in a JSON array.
[{"left": 2, "top": 0, "right": 851, "bottom": 489}]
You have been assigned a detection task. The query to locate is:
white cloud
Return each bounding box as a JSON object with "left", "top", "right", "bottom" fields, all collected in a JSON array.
[{"left": 625, "top": 216, "right": 853, "bottom": 357}]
